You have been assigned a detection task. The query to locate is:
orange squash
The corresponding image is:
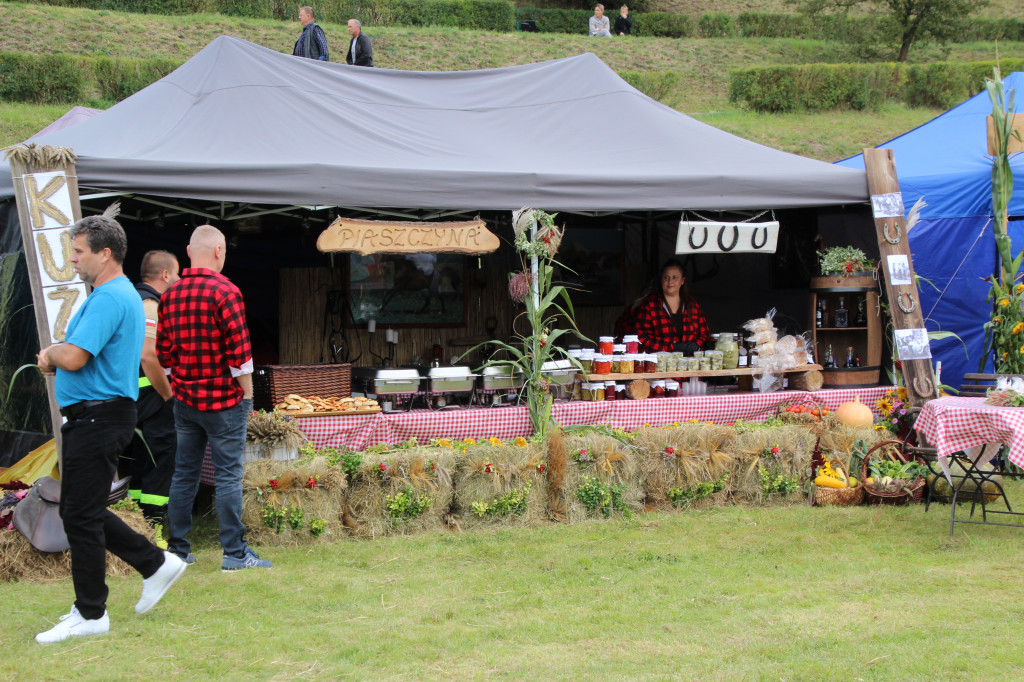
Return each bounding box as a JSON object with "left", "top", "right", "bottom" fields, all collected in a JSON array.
[{"left": 836, "top": 395, "right": 873, "bottom": 429}]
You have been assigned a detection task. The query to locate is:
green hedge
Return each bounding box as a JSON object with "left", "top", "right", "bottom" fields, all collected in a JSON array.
[
  {"left": 735, "top": 11, "right": 1024, "bottom": 43},
  {"left": 729, "top": 59, "right": 1024, "bottom": 113},
  {"left": 28, "top": 0, "right": 517, "bottom": 30},
  {"left": 0, "top": 52, "right": 185, "bottom": 104},
  {"left": 618, "top": 70, "right": 680, "bottom": 102}
]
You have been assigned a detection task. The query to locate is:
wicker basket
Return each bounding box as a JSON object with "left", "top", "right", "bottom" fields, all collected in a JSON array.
[
  {"left": 814, "top": 458, "right": 864, "bottom": 507},
  {"left": 861, "top": 439, "right": 926, "bottom": 506},
  {"left": 254, "top": 363, "right": 351, "bottom": 409}
]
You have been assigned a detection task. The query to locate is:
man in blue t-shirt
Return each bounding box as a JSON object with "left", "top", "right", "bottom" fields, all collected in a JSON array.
[{"left": 34, "top": 215, "right": 186, "bottom": 645}]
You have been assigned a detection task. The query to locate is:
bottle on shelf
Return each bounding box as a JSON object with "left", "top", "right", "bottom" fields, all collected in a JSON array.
[
  {"left": 854, "top": 297, "right": 868, "bottom": 326},
  {"left": 844, "top": 346, "right": 855, "bottom": 368},
  {"left": 834, "top": 296, "right": 849, "bottom": 328},
  {"left": 815, "top": 300, "right": 823, "bottom": 328},
  {"left": 819, "top": 298, "right": 828, "bottom": 327},
  {"left": 854, "top": 356, "right": 862, "bottom": 368},
  {"left": 824, "top": 345, "right": 837, "bottom": 368}
]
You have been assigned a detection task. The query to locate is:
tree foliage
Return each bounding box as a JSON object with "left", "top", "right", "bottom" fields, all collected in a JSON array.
[{"left": 789, "top": 0, "right": 987, "bottom": 62}]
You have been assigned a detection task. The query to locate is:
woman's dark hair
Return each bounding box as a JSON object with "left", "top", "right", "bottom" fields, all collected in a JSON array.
[{"left": 630, "top": 257, "right": 694, "bottom": 311}]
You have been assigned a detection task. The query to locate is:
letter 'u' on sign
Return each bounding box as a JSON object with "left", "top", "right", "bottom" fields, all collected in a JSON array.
[
  {"left": 22, "top": 171, "right": 74, "bottom": 230},
  {"left": 675, "top": 221, "right": 779, "bottom": 255}
]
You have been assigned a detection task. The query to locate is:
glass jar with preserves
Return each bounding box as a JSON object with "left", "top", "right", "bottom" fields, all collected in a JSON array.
[
  {"left": 623, "top": 334, "right": 640, "bottom": 354},
  {"left": 698, "top": 356, "right": 711, "bottom": 371},
  {"left": 643, "top": 354, "right": 658, "bottom": 373},
  {"left": 594, "top": 354, "right": 611, "bottom": 374},
  {"left": 604, "top": 381, "right": 617, "bottom": 400},
  {"left": 665, "top": 380, "right": 679, "bottom": 398},
  {"left": 599, "top": 336, "right": 614, "bottom": 355},
  {"left": 580, "top": 350, "right": 594, "bottom": 374},
  {"left": 610, "top": 355, "right": 621, "bottom": 374},
  {"left": 593, "top": 383, "right": 605, "bottom": 401},
  {"left": 651, "top": 380, "right": 666, "bottom": 397},
  {"left": 581, "top": 383, "right": 592, "bottom": 401},
  {"left": 619, "top": 354, "right": 635, "bottom": 374},
  {"left": 616, "top": 383, "right": 627, "bottom": 400},
  {"left": 715, "top": 332, "right": 739, "bottom": 370},
  {"left": 709, "top": 350, "right": 724, "bottom": 371}
]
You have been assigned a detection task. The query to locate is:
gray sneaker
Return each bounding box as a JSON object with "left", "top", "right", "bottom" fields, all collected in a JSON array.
[{"left": 222, "top": 548, "right": 272, "bottom": 572}]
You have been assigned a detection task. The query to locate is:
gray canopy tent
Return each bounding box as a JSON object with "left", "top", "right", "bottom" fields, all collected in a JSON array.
[{"left": 0, "top": 36, "right": 868, "bottom": 210}]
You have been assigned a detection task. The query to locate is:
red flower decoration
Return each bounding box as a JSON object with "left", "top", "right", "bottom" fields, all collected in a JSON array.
[
  {"left": 664, "top": 446, "right": 675, "bottom": 455},
  {"left": 770, "top": 446, "right": 780, "bottom": 455},
  {"left": 379, "top": 462, "right": 388, "bottom": 472},
  {"left": 580, "top": 448, "right": 588, "bottom": 455},
  {"left": 538, "top": 464, "right": 546, "bottom": 473},
  {"left": 542, "top": 236, "right": 551, "bottom": 244},
  {"left": 845, "top": 262, "right": 853, "bottom": 272},
  {"left": 268, "top": 479, "right": 279, "bottom": 490},
  {"left": 484, "top": 463, "right": 493, "bottom": 474},
  {"left": 895, "top": 360, "right": 903, "bottom": 370},
  {"left": 305, "top": 476, "right": 318, "bottom": 489},
  {"left": 539, "top": 340, "right": 546, "bottom": 347}
]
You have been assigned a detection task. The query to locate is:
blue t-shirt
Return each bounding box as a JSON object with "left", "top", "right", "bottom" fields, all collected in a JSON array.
[{"left": 56, "top": 275, "right": 145, "bottom": 407}]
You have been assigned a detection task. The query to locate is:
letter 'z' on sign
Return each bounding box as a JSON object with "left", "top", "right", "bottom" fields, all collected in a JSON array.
[{"left": 675, "top": 221, "right": 779, "bottom": 254}]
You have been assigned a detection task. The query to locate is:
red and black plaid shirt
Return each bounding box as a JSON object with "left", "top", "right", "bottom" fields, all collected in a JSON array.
[
  {"left": 157, "top": 268, "right": 252, "bottom": 412},
  {"left": 633, "top": 294, "right": 710, "bottom": 353}
]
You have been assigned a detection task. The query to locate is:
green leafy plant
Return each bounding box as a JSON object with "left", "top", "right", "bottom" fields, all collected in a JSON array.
[
  {"left": 386, "top": 487, "right": 433, "bottom": 520},
  {"left": 285, "top": 504, "right": 305, "bottom": 530},
  {"left": 471, "top": 483, "right": 532, "bottom": 518},
  {"left": 308, "top": 518, "right": 326, "bottom": 538},
  {"left": 262, "top": 504, "right": 286, "bottom": 533},
  {"left": 576, "top": 475, "right": 632, "bottom": 519},
  {"left": 981, "top": 67, "right": 1024, "bottom": 374},
  {"left": 869, "top": 459, "right": 930, "bottom": 481},
  {"left": 667, "top": 473, "right": 729, "bottom": 507},
  {"left": 110, "top": 497, "right": 141, "bottom": 513},
  {"left": 819, "top": 246, "right": 875, "bottom": 275},
  {"left": 758, "top": 466, "right": 800, "bottom": 496}
]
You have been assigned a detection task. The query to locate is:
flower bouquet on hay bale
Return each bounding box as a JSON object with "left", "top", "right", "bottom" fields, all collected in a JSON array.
[
  {"left": 0, "top": 500, "right": 154, "bottom": 583},
  {"left": 241, "top": 456, "right": 347, "bottom": 546},
  {"left": 729, "top": 426, "right": 815, "bottom": 504},
  {"left": 451, "top": 436, "right": 548, "bottom": 530},
  {"left": 632, "top": 422, "right": 735, "bottom": 510},
  {"left": 345, "top": 443, "right": 458, "bottom": 539},
  {"left": 551, "top": 429, "right": 643, "bottom": 523}
]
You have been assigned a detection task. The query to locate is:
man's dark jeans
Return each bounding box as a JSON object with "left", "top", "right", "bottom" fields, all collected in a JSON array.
[
  {"left": 60, "top": 399, "right": 164, "bottom": 620},
  {"left": 168, "top": 398, "right": 251, "bottom": 559}
]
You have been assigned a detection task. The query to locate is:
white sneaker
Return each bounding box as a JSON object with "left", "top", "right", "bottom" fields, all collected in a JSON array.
[
  {"left": 36, "top": 606, "right": 109, "bottom": 644},
  {"left": 135, "top": 551, "right": 187, "bottom": 614}
]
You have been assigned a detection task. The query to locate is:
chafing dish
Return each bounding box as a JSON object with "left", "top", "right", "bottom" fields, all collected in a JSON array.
[
  {"left": 480, "top": 365, "right": 525, "bottom": 391},
  {"left": 542, "top": 359, "right": 577, "bottom": 400},
  {"left": 428, "top": 366, "right": 477, "bottom": 393}
]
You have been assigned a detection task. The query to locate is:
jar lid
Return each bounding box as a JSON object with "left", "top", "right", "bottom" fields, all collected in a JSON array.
[
  {"left": 666, "top": 380, "right": 679, "bottom": 389},
  {"left": 581, "top": 350, "right": 594, "bottom": 358},
  {"left": 613, "top": 344, "right": 627, "bottom": 353},
  {"left": 599, "top": 336, "right": 614, "bottom": 342},
  {"left": 652, "top": 380, "right": 666, "bottom": 387},
  {"left": 604, "top": 381, "right": 616, "bottom": 387},
  {"left": 623, "top": 334, "right": 639, "bottom": 342},
  {"left": 567, "top": 348, "right": 583, "bottom": 357}
]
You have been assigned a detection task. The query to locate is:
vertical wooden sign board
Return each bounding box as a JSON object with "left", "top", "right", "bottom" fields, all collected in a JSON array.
[
  {"left": 6, "top": 145, "right": 85, "bottom": 458},
  {"left": 862, "top": 148, "right": 937, "bottom": 408}
]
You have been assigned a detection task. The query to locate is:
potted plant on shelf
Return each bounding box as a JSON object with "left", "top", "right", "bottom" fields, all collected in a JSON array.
[{"left": 818, "top": 246, "right": 875, "bottom": 277}]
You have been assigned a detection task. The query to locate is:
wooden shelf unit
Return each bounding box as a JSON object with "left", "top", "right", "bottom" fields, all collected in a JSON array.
[{"left": 809, "top": 274, "right": 882, "bottom": 386}]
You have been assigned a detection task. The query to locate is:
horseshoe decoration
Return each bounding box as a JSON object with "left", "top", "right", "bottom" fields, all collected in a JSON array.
[
  {"left": 751, "top": 226, "right": 768, "bottom": 249},
  {"left": 913, "top": 375, "right": 935, "bottom": 399},
  {"left": 883, "top": 220, "right": 902, "bottom": 244},
  {"left": 688, "top": 225, "right": 708, "bottom": 250},
  {"left": 717, "top": 225, "right": 739, "bottom": 252},
  {"left": 896, "top": 291, "right": 916, "bottom": 313}
]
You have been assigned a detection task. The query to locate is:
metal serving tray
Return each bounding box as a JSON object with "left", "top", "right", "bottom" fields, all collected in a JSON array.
[
  {"left": 480, "top": 365, "right": 525, "bottom": 391},
  {"left": 428, "top": 366, "right": 477, "bottom": 393}
]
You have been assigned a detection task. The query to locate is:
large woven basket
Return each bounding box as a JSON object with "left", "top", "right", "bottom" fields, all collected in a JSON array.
[
  {"left": 813, "top": 458, "right": 864, "bottom": 507},
  {"left": 861, "top": 440, "right": 925, "bottom": 506},
  {"left": 254, "top": 363, "right": 351, "bottom": 410}
]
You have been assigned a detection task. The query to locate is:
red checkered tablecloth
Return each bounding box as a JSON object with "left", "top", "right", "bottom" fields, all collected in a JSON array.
[
  {"left": 913, "top": 396, "right": 1024, "bottom": 468},
  {"left": 201, "top": 386, "right": 890, "bottom": 484}
]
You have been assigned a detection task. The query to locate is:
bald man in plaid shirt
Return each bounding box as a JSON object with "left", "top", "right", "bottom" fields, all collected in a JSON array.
[{"left": 157, "top": 225, "right": 272, "bottom": 571}]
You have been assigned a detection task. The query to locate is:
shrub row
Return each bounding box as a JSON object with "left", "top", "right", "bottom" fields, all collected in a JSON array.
[
  {"left": 0, "top": 53, "right": 182, "bottom": 105},
  {"left": 736, "top": 12, "right": 1024, "bottom": 43},
  {"left": 729, "top": 59, "right": 1024, "bottom": 113},
  {"left": 29, "top": 0, "right": 517, "bottom": 31},
  {"left": 0, "top": 52, "right": 683, "bottom": 106}
]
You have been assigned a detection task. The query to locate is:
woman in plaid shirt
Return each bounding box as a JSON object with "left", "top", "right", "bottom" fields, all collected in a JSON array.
[{"left": 632, "top": 258, "right": 709, "bottom": 353}]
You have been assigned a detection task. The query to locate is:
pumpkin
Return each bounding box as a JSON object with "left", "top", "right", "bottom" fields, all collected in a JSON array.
[{"left": 836, "top": 395, "right": 873, "bottom": 429}]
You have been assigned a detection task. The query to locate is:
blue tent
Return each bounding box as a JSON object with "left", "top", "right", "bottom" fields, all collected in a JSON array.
[{"left": 838, "top": 72, "right": 1024, "bottom": 388}]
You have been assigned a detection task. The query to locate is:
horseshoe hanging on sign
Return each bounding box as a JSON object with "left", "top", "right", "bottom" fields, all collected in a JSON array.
[
  {"left": 751, "top": 226, "right": 768, "bottom": 249},
  {"left": 913, "top": 375, "right": 935, "bottom": 399},
  {"left": 897, "top": 291, "right": 916, "bottom": 313},
  {"left": 688, "top": 225, "right": 708, "bottom": 249},
  {"left": 717, "top": 225, "right": 739, "bottom": 252},
  {"left": 883, "top": 220, "right": 903, "bottom": 244}
]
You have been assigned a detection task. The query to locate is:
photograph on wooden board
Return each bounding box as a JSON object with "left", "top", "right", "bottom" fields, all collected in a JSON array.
[
  {"left": 894, "top": 328, "right": 932, "bottom": 361},
  {"left": 348, "top": 253, "right": 465, "bottom": 326},
  {"left": 554, "top": 227, "right": 624, "bottom": 306},
  {"left": 887, "top": 254, "right": 912, "bottom": 286},
  {"left": 870, "top": 192, "right": 904, "bottom": 219}
]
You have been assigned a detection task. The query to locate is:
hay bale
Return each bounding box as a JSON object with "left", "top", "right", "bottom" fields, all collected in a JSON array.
[
  {"left": 241, "top": 456, "right": 348, "bottom": 546},
  {"left": 727, "top": 425, "right": 816, "bottom": 504},
  {"left": 558, "top": 431, "right": 643, "bottom": 523},
  {"left": 345, "top": 447, "right": 458, "bottom": 539},
  {"left": 0, "top": 509, "right": 154, "bottom": 583},
  {"left": 452, "top": 440, "right": 548, "bottom": 530},
  {"left": 633, "top": 423, "right": 736, "bottom": 509}
]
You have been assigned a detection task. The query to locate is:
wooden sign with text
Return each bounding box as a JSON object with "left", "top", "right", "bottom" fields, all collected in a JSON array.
[{"left": 317, "top": 217, "right": 500, "bottom": 256}]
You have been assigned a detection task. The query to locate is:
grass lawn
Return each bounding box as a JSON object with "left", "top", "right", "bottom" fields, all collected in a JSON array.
[{"left": 5, "top": 493, "right": 1024, "bottom": 679}]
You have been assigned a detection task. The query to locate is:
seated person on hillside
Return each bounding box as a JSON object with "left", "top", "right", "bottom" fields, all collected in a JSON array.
[
  {"left": 589, "top": 4, "right": 612, "bottom": 37},
  {"left": 614, "top": 5, "right": 632, "bottom": 36},
  {"left": 632, "top": 258, "right": 710, "bottom": 353}
]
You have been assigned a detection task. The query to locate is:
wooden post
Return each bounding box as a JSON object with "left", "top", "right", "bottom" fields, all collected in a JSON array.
[
  {"left": 5, "top": 145, "right": 85, "bottom": 460},
  {"left": 862, "top": 148, "right": 937, "bottom": 408}
]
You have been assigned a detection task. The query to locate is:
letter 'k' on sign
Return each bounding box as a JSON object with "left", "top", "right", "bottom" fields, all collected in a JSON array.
[{"left": 25, "top": 174, "right": 71, "bottom": 228}]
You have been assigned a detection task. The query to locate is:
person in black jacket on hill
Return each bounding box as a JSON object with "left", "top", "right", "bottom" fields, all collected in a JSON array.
[
  {"left": 614, "top": 4, "right": 633, "bottom": 36},
  {"left": 346, "top": 19, "right": 374, "bottom": 67}
]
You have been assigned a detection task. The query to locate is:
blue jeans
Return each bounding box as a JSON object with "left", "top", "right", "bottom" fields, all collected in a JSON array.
[{"left": 168, "top": 398, "right": 251, "bottom": 559}]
